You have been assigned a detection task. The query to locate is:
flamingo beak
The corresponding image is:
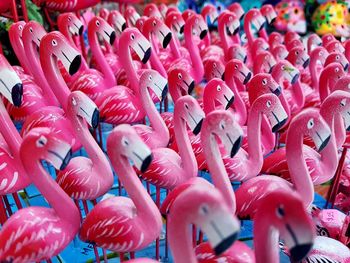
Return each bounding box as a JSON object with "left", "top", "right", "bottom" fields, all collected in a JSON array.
[
  {"left": 75, "top": 93, "right": 100, "bottom": 129},
  {"left": 0, "top": 68, "right": 23, "bottom": 107},
  {"left": 188, "top": 81, "right": 195, "bottom": 95},
  {"left": 79, "top": 25, "right": 84, "bottom": 35},
  {"left": 60, "top": 149, "right": 73, "bottom": 170},
  {"left": 130, "top": 140, "right": 153, "bottom": 173}
]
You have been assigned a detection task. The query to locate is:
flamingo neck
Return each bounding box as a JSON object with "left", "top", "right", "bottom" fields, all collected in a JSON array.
[
  {"left": 226, "top": 75, "right": 247, "bottom": 125},
  {"left": 113, "top": 38, "right": 120, "bottom": 56},
  {"left": 24, "top": 40, "right": 59, "bottom": 106},
  {"left": 140, "top": 86, "right": 169, "bottom": 144},
  {"left": 243, "top": 18, "right": 254, "bottom": 49},
  {"left": 259, "top": 29, "right": 268, "bottom": 41},
  {"left": 10, "top": 34, "right": 31, "bottom": 74},
  {"left": 319, "top": 71, "right": 331, "bottom": 102},
  {"left": 203, "top": 132, "right": 236, "bottom": 212},
  {"left": 169, "top": 215, "right": 197, "bottom": 263},
  {"left": 286, "top": 130, "right": 315, "bottom": 207},
  {"left": 345, "top": 44, "right": 350, "bottom": 62},
  {"left": 253, "top": 54, "right": 265, "bottom": 75},
  {"left": 88, "top": 29, "right": 115, "bottom": 86},
  {"left": 254, "top": 214, "right": 280, "bottom": 263},
  {"left": 291, "top": 80, "right": 305, "bottom": 110},
  {"left": 173, "top": 114, "right": 198, "bottom": 181},
  {"left": 234, "top": 77, "right": 246, "bottom": 92},
  {"left": 28, "top": 151, "right": 80, "bottom": 231},
  {"left": 334, "top": 113, "right": 346, "bottom": 148},
  {"left": 119, "top": 40, "right": 140, "bottom": 94},
  {"left": 185, "top": 24, "right": 204, "bottom": 83},
  {"left": 169, "top": 37, "right": 181, "bottom": 59},
  {"left": 309, "top": 56, "right": 319, "bottom": 90},
  {"left": 148, "top": 34, "right": 168, "bottom": 78},
  {"left": 218, "top": 21, "right": 230, "bottom": 54}
]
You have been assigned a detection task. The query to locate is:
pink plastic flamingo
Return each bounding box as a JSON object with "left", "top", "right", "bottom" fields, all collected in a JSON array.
[
  {"left": 79, "top": 124, "right": 162, "bottom": 253},
  {"left": 0, "top": 127, "right": 77, "bottom": 262},
  {"left": 32, "top": 0, "right": 99, "bottom": 12},
  {"left": 307, "top": 33, "right": 322, "bottom": 54},
  {"left": 243, "top": 9, "right": 266, "bottom": 50},
  {"left": 259, "top": 4, "right": 277, "bottom": 41}
]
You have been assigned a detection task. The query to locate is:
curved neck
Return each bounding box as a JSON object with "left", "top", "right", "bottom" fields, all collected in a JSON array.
[
  {"left": 148, "top": 34, "right": 168, "bottom": 78},
  {"left": 286, "top": 130, "right": 315, "bottom": 208},
  {"left": 291, "top": 80, "right": 305, "bottom": 110},
  {"left": 88, "top": 29, "right": 115, "bottom": 85},
  {"left": 334, "top": 113, "right": 346, "bottom": 148},
  {"left": 243, "top": 18, "right": 254, "bottom": 49},
  {"left": 24, "top": 40, "right": 59, "bottom": 106},
  {"left": 140, "top": 86, "right": 169, "bottom": 143},
  {"left": 173, "top": 114, "right": 198, "bottom": 180},
  {"left": 10, "top": 35, "right": 32, "bottom": 74},
  {"left": 203, "top": 132, "right": 236, "bottom": 212},
  {"left": 218, "top": 21, "right": 230, "bottom": 53},
  {"left": 259, "top": 28, "right": 268, "bottom": 41},
  {"left": 226, "top": 75, "right": 247, "bottom": 125},
  {"left": 185, "top": 24, "right": 203, "bottom": 83},
  {"left": 29, "top": 152, "right": 80, "bottom": 231},
  {"left": 169, "top": 37, "right": 181, "bottom": 59},
  {"left": 319, "top": 71, "right": 330, "bottom": 101},
  {"left": 309, "top": 57, "right": 319, "bottom": 89}
]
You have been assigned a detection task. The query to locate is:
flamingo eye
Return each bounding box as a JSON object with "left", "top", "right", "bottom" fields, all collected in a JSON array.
[
  {"left": 281, "top": 65, "right": 285, "bottom": 70},
  {"left": 184, "top": 103, "right": 189, "bottom": 109},
  {"left": 276, "top": 205, "right": 285, "bottom": 218},
  {"left": 178, "top": 73, "right": 182, "bottom": 79},
  {"left": 295, "top": 51, "right": 299, "bottom": 55},
  {"left": 262, "top": 78, "right": 268, "bottom": 85},
  {"left": 19, "top": 25, "right": 23, "bottom": 30},
  {"left": 213, "top": 63, "right": 217, "bottom": 68},
  {"left": 122, "top": 137, "right": 129, "bottom": 146},
  {"left": 199, "top": 204, "right": 209, "bottom": 215},
  {"left": 149, "top": 75, "right": 152, "bottom": 80},
  {"left": 153, "top": 21, "right": 157, "bottom": 26},
  {"left": 319, "top": 51, "right": 324, "bottom": 56},
  {"left": 68, "top": 17, "right": 72, "bottom": 22},
  {"left": 130, "top": 34, "right": 135, "bottom": 40},
  {"left": 336, "top": 55, "right": 340, "bottom": 60},
  {"left": 217, "top": 85, "right": 221, "bottom": 91},
  {"left": 96, "top": 20, "right": 100, "bottom": 27},
  {"left": 52, "top": 39, "right": 57, "bottom": 46},
  {"left": 335, "top": 68, "right": 340, "bottom": 73},
  {"left": 307, "top": 118, "right": 314, "bottom": 129},
  {"left": 29, "top": 27, "right": 33, "bottom": 33},
  {"left": 234, "top": 64, "right": 238, "bottom": 69},
  {"left": 36, "top": 136, "right": 48, "bottom": 148},
  {"left": 340, "top": 98, "right": 346, "bottom": 107},
  {"left": 220, "top": 120, "right": 225, "bottom": 130},
  {"left": 266, "top": 100, "right": 272, "bottom": 108}
]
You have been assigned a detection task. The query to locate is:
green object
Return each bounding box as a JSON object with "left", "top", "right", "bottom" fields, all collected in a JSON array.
[{"left": 26, "top": 0, "right": 44, "bottom": 24}]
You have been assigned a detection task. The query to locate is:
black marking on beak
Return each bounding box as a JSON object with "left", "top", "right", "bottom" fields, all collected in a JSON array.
[
  {"left": 230, "top": 135, "right": 242, "bottom": 158},
  {"left": 60, "top": 149, "right": 72, "bottom": 170},
  {"left": 78, "top": 25, "right": 84, "bottom": 35},
  {"left": 200, "top": 29, "right": 208, "bottom": 40},
  {"left": 271, "top": 111, "right": 287, "bottom": 132},
  {"left": 193, "top": 118, "right": 203, "bottom": 135},
  {"left": 271, "top": 86, "right": 282, "bottom": 96},
  {"left": 180, "top": 25, "right": 185, "bottom": 34},
  {"left": 317, "top": 133, "right": 331, "bottom": 152},
  {"left": 289, "top": 244, "right": 313, "bottom": 261},
  {"left": 109, "top": 31, "right": 116, "bottom": 45},
  {"left": 214, "top": 232, "right": 238, "bottom": 255},
  {"left": 303, "top": 58, "right": 310, "bottom": 69},
  {"left": 161, "top": 84, "right": 168, "bottom": 102},
  {"left": 243, "top": 72, "right": 252, "bottom": 84},
  {"left": 224, "top": 94, "right": 234, "bottom": 110},
  {"left": 141, "top": 154, "right": 153, "bottom": 173},
  {"left": 162, "top": 32, "right": 172, "bottom": 49},
  {"left": 291, "top": 73, "right": 299, "bottom": 85},
  {"left": 221, "top": 72, "right": 225, "bottom": 81},
  {"left": 122, "top": 23, "right": 127, "bottom": 31},
  {"left": 259, "top": 21, "right": 266, "bottom": 32},
  {"left": 91, "top": 108, "right": 100, "bottom": 129},
  {"left": 12, "top": 83, "right": 23, "bottom": 107},
  {"left": 344, "top": 63, "right": 349, "bottom": 71},
  {"left": 243, "top": 55, "right": 247, "bottom": 64},
  {"left": 69, "top": 55, "right": 81, "bottom": 76},
  {"left": 270, "top": 17, "right": 276, "bottom": 25},
  {"left": 142, "top": 46, "right": 152, "bottom": 64},
  {"left": 187, "top": 80, "right": 195, "bottom": 94},
  {"left": 233, "top": 26, "right": 240, "bottom": 35}
]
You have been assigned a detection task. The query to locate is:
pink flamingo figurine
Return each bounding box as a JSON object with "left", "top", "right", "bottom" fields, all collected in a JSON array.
[
  {"left": 309, "top": 46, "right": 329, "bottom": 89},
  {"left": 243, "top": 9, "right": 266, "bottom": 51},
  {"left": 237, "top": 108, "right": 331, "bottom": 217},
  {"left": 307, "top": 33, "right": 322, "bottom": 54},
  {"left": 0, "top": 127, "right": 78, "bottom": 262},
  {"left": 259, "top": 4, "right": 277, "bottom": 41},
  {"left": 124, "top": 6, "right": 141, "bottom": 28},
  {"left": 228, "top": 2, "right": 245, "bottom": 21},
  {"left": 269, "top": 32, "right": 284, "bottom": 49},
  {"left": 79, "top": 124, "right": 162, "bottom": 254},
  {"left": 32, "top": 0, "right": 99, "bottom": 12},
  {"left": 144, "top": 3, "right": 162, "bottom": 19}
]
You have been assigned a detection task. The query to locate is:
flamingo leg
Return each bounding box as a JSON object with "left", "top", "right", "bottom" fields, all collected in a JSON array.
[
  {"left": 130, "top": 252, "right": 135, "bottom": 259},
  {"left": 0, "top": 196, "right": 8, "bottom": 224},
  {"left": 46, "top": 259, "right": 52, "bottom": 263},
  {"left": 192, "top": 225, "right": 197, "bottom": 247},
  {"left": 98, "top": 123, "right": 104, "bottom": 149},
  {"left": 156, "top": 187, "right": 160, "bottom": 260},
  {"left": 20, "top": 0, "right": 28, "bottom": 21},
  {"left": 198, "top": 231, "right": 204, "bottom": 244},
  {"left": 12, "top": 192, "right": 23, "bottom": 210},
  {"left": 165, "top": 217, "right": 169, "bottom": 260},
  {"left": 3, "top": 195, "right": 13, "bottom": 216},
  {"left": 120, "top": 252, "right": 125, "bottom": 262},
  {"left": 118, "top": 179, "right": 122, "bottom": 196},
  {"left": 10, "top": 0, "right": 19, "bottom": 22},
  {"left": 75, "top": 11, "right": 88, "bottom": 61}
]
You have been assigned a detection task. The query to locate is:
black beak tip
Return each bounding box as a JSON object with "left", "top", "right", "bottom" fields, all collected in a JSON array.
[
  {"left": 225, "top": 96, "right": 234, "bottom": 110},
  {"left": 12, "top": 83, "right": 23, "bottom": 107},
  {"left": 180, "top": 25, "right": 184, "bottom": 34},
  {"left": 163, "top": 32, "right": 172, "bottom": 49},
  {"left": 230, "top": 135, "right": 242, "bottom": 158},
  {"left": 259, "top": 22, "right": 266, "bottom": 31},
  {"left": 270, "top": 17, "right": 276, "bottom": 25},
  {"left": 140, "top": 154, "right": 153, "bottom": 173},
  {"left": 69, "top": 55, "right": 82, "bottom": 76},
  {"left": 110, "top": 31, "right": 117, "bottom": 45},
  {"left": 79, "top": 25, "right": 84, "bottom": 36},
  {"left": 122, "top": 23, "right": 127, "bottom": 31},
  {"left": 214, "top": 232, "right": 239, "bottom": 256},
  {"left": 142, "top": 47, "right": 152, "bottom": 64},
  {"left": 268, "top": 65, "right": 275, "bottom": 74},
  {"left": 188, "top": 81, "right": 195, "bottom": 95},
  {"left": 303, "top": 58, "right": 310, "bottom": 69},
  {"left": 289, "top": 243, "right": 313, "bottom": 262},
  {"left": 233, "top": 27, "right": 240, "bottom": 35},
  {"left": 161, "top": 84, "right": 169, "bottom": 102},
  {"left": 318, "top": 135, "right": 331, "bottom": 152},
  {"left": 200, "top": 29, "right": 208, "bottom": 40},
  {"left": 273, "top": 86, "right": 282, "bottom": 96},
  {"left": 344, "top": 63, "right": 349, "bottom": 71},
  {"left": 221, "top": 72, "right": 225, "bottom": 81},
  {"left": 60, "top": 149, "right": 72, "bottom": 171},
  {"left": 272, "top": 117, "right": 288, "bottom": 132},
  {"left": 291, "top": 73, "right": 300, "bottom": 85},
  {"left": 243, "top": 72, "right": 252, "bottom": 85},
  {"left": 243, "top": 55, "right": 247, "bottom": 64},
  {"left": 193, "top": 118, "right": 204, "bottom": 135},
  {"left": 346, "top": 125, "right": 350, "bottom": 131},
  {"left": 91, "top": 108, "right": 100, "bottom": 129}
]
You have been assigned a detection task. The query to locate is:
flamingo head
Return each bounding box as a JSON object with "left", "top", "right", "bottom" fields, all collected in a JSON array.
[
  {"left": 248, "top": 73, "right": 282, "bottom": 103},
  {"left": 258, "top": 51, "right": 277, "bottom": 74},
  {"left": 165, "top": 11, "right": 185, "bottom": 34},
  {"left": 252, "top": 37, "right": 269, "bottom": 54},
  {"left": 326, "top": 40, "right": 345, "bottom": 54},
  {"left": 139, "top": 69, "right": 168, "bottom": 102},
  {"left": 228, "top": 2, "right": 244, "bottom": 21},
  {"left": 143, "top": 16, "right": 172, "bottom": 49},
  {"left": 99, "top": 8, "right": 109, "bottom": 20},
  {"left": 322, "top": 33, "right": 336, "bottom": 46},
  {"left": 58, "top": 13, "right": 84, "bottom": 36},
  {"left": 285, "top": 31, "right": 300, "bottom": 46},
  {"left": 120, "top": 28, "right": 151, "bottom": 64},
  {"left": 202, "top": 109, "right": 243, "bottom": 158},
  {"left": 168, "top": 181, "right": 240, "bottom": 255},
  {"left": 292, "top": 108, "right": 331, "bottom": 152},
  {"left": 9, "top": 21, "right": 26, "bottom": 41},
  {"left": 225, "top": 59, "right": 252, "bottom": 85},
  {"left": 175, "top": 95, "right": 205, "bottom": 136},
  {"left": 135, "top": 16, "right": 147, "bottom": 32},
  {"left": 287, "top": 47, "right": 310, "bottom": 69},
  {"left": 165, "top": 6, "right": 179, "bottom": 17},
  {"left": 227, "top": 44, "right": 247, "bottom": 63},
  {"left": 323, "top": 63, "right": 346, "bottom": 89},
  {"left": 272, "top": 44, "right": 288, "bottom": 61},
  {"left": 23, "top": 21, "right": 47, "bottom": 48},
  {"left": 245, "top": 9, "right": 266, "bottom": 33},
  {"left": 107, "top": 124, "right": 153, "bottom": 173},
  {"left": 325, "top": 52, "right": 349, "bottom": 71},
  {"left": 168, "top": 68, "right": 195, "bottom": 101},
  {"left": 144, "top": 3, "right": 162, "bottom": 19},
  {"left": 125, "top": 6, "right": 141, "bottom": 27},
  {"left": 21, "top": 127, "right": 72, "bottom": 171},
  {"left": 0, "top": 55, "right": 23, "bottom": 107},
  {"left": 40, "top": 32, "right": 81, "bottom": 76},
  {"left": 68, "top": 91, "right": 100, "bottom": 129},
  {"left": 308, "top": 33, "right": 322, "bottom": 50},
  {"left": 274, "top": 60, "right": 300, "bottom": 85},
  {"left": 252, "top": 93, "right": 288, "bottom": 133},
  {"left": 260, "top": 4, "right": 277, "bottom": 25},
  {"left": 311, "top": 47, "right": 329, "bottom": 66},
  {"left": 203, "top": 78, "right": 235, "bottom": 111},
  {"left": 108, "top": 10, "right": 127, "bottom": 35},
  {"left": 201, "top": 4, "right": 219, "bottom": 24},
  {"left": 204, "top": 60, "right": 225, "bottom": 81},
  {"left": 89, "top": 17, "right": 116, "bottom": 46},
  {"left": 321, "top": 90, "right": 350, "bottom": 132},
  {"left": 269, "top": 32, "right": 284, "bottom": 49},
  {"left": 221, "top": 12, "right": 240, "bottom": 36},
  {"left": 256, "top": 190, "right": 315, "bottom": 262},
  {"left": 182, "top": 9, "right": 196, "bottom": 22},
  {"left": 286, "top": 39, "right": 304, "bottom": 51},
  {"left": 187, "top": 14, "right": 209, "bottom": 40},
  {"left": 159, "top": 4, "right": 168, "bottom": 18},
  {"left": 334, "top": 75, "right": 350, "bottom": 93}
]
